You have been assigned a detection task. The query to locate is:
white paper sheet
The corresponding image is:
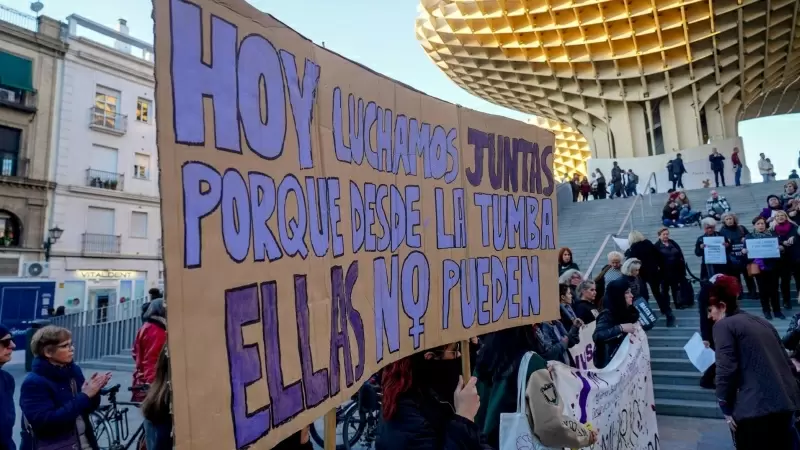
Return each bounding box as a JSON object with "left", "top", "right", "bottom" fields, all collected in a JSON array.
[
  {"left": 703, "top": 236, "right": 726, "bottom": 264},
  {"left": 746, "top": 237, "right": 780, "bottom": 259},
  {"left": 683, "top": 332, "right": 716, "bottom": 373}
]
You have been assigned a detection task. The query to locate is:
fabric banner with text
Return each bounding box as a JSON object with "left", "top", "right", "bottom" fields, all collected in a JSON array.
[
  {"left": 153, "top": 0, "right": 559, "bottom": 448},
  {"left": 569, "top": 321, "right": 597, "bottom": 370},
  {"left": 553, "top": 328, "right": 659, "bottom": 449}
]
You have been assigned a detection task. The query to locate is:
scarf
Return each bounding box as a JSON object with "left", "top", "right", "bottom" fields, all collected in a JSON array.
[{"left": 775, "top": 221, "right": 792, "bottom": 236}]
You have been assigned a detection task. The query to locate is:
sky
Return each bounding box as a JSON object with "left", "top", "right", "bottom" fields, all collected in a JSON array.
[{"left": 9, "top": 0, "right": 800, "bottom": 179}]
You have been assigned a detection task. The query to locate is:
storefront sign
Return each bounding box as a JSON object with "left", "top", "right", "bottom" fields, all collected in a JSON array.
[{"left": 75, "top": 270, "right": 138, "bottom": 279}]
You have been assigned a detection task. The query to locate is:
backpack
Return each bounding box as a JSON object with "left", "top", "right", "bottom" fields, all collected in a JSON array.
[{"left": 631, "top": 174, "right": 639, "bottom": 184}]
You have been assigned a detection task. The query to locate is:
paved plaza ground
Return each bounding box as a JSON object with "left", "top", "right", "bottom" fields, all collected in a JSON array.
[{"left": 5, "top": 352, "right": 733, "bottom": 450}]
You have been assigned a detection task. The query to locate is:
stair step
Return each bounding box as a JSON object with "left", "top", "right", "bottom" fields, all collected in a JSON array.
[
  {"left": 653, "top": 384, "right": 717, "bottom": 403},
  {"left": 651, "top": 357, "right": 697, "bottom": 372},
  {"left": 655, "top": 398, "right": 723, "bottom": 419},
  {"left": 652, "top": 369, "right": 702, "bottom": 386},
  {"left": 650, "top": 347, "right": 690, "bottom": 359}
]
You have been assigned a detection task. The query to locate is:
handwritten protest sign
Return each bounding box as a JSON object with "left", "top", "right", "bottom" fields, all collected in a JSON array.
[
  {"left": 153, "top": 0, "right": 558, "bottom": 447},
  {"left": 553, "top": 329, "right": 659, "bottom": 449}
]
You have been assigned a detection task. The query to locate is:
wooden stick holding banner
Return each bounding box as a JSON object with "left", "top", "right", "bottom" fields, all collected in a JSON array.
[
  {"left": 461, "top": 339, "right": 471, "bottom": 380},
  {"left": 324, "top": 409, "right": 337, "bottom": 450}
]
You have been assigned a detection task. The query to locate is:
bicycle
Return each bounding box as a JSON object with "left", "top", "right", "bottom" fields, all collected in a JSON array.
[
  {"left": 91, "top": 384, "right": 149, "bottom": 450},
  {"left": 342, "top": 381, "right": 382, "bottom": 450},
  {"left": 308, "top": 400, "right": 359, "bottom": 450}
]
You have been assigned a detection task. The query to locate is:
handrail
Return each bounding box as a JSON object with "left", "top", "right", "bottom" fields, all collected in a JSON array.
[{"left": 581, "top": 171, "right": 656, "bottom": 280}]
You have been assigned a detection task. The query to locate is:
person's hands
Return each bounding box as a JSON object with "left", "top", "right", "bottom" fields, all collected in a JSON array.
[
  {"left": 724, "top": 415, "right": 737, "bottom": 432},
  {"left": 741, "top": 248, "right": 748, "bottom": 254},
  {"left": 573, "top": 318, "right": 584, "bottom": 328},
  {"left": 703, "top": 341, "right": 711, "bottom": 348},
  {"left": 788, "top": 237, "right": 795, "bottom": 246},
  {"left": 723, "top": 242, "right": 730, "bottom": 247},
  {"left": 700, "top": 244, "right": 706, "bottom": 249},
  {"left": 454, "top": 376, "right": 480, "bottom": 422},
  {"left": 620, "top": 323, "right": 636, "bottom": 333},
  {"left": 588, "top": 430, "right": 599, "bottom": 445},
  {"left": 81, "top": 373, "right": 105, "bottom": 398},
  {"left": 561, "top": 336, "right": 569, "bottom": 345}
]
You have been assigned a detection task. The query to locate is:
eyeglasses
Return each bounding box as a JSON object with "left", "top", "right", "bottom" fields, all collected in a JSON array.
[
  {"left": 0, "top": 338, "right": 12, "bottom": 348},
  {"left": 56, "top": 342, "right": 74, "bottom": 350}
]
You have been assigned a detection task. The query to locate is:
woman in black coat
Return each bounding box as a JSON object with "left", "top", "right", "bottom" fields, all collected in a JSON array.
[
  {"left": 626, "top": 230, "right": 674, "bottom": 325},
  {"left": 655, "top": 227, "right": 689, "bottom": 310},
  {"left": 593, "top": 279, "right": 640, "bottom": 369}
]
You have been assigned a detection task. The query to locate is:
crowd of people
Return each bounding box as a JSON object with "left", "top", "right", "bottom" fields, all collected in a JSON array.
[{"left": 567, "top": 163, "right": 641, "bottom": 202}]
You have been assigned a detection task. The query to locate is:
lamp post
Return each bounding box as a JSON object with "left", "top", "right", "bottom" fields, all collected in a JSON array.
[{"left": 43, "top": 226, "right": 63, "bottom": 262}]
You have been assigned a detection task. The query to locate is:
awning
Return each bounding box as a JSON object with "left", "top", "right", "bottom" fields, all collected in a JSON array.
[{"left": 0, "top": 51, "right": 34, "bottom": 92}]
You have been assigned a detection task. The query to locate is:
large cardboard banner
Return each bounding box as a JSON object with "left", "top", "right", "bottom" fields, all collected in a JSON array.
[
  {"left": 553, "top": 329, "right": 659, "bottom": 449},
  {"left": 153, "top": 0, "right": 558, "bottom": 448}
]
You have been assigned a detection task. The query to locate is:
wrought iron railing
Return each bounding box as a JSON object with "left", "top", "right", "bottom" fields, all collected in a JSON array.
[
  {"left": 82, "top": 233, "right": 121, "bottom": 254},
  {"left": 0, "top": 152, "right": 28, "bottom": 177},
  {"left": 89, "top": 106, "right": 128, "bottom": 134},
  {"left": 0, "top": 4, "right": 37, "bottom": 32},
  {"left": 49, "top": 297, "right": 147, "bottom": 363},
  {"left": 86, "top": 168, "right": 124, "bottom": 191}
]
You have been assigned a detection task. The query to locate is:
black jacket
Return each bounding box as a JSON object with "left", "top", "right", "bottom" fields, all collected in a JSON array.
[
  {"left": 558, "top": 262, "right": 579, "bottom": 276},
  {"left": 662, "top": 204, "right": 680, "bottom": 221},
  {"left": 654, "top": 239, "right": 685, "bottom": 273},
  {"left": 375, "top": 389, "right": 492, "bottom": 450},
  {"left": 776, "top": 223, "right": 800, "bottom": 262},
  {"left": 709, "top": 153, "right": 725, "bottom": 171},
  {"left": 594, "top": 280, "right": 640, "bottom": 368},
  {"left": 670, "top": 158, "right": 686, "bottom": 176},
  {"left": 697, "top": 281, "right": 715, "bottom": 347},
  {"left": 694, "top": 232, "right": 729, "bottom": 278},
  {"left": 573, "top": 299, "right": 598, "bottom": 325},
  {"left": 625, "top": 240, "right": 663, "bottom": 284},
  {"left": 718, "top": 224, "right": 748, "bottom": 266}
]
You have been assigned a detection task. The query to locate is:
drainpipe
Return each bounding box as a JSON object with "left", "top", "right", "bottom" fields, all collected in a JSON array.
[{"left": 46, "top": 36, "right": 67, "bottom": 250}]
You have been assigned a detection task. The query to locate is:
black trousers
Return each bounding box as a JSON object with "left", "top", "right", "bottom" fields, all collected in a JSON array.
[
  {"left": 713, "top": 169, "right": 726, "bottom": 187},
  {"left": 779, "top": 263, "right": 800, "bottom": 307},
  {"left": 755, "top": 271, "right": 781, "bottom": 314},
  {"left": 660, "top": 277, "right": 681, "bottom": 309},
  {"left": 672, "top": 175, "right": 684, "bottom": 190},
  {"left": 734, "top": 412, "right": 796, "bottom": 450},
  {"left": 647, "top": 278, "right": 672, "bottom": 315}
]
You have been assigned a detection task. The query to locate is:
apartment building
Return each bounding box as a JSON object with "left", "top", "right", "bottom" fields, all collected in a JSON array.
[
  {"left": 0, "top": 7, "right": 65, "bottom": 277},
  {"left": 48, "top": 15, "right": 161, "bottom": 312}
]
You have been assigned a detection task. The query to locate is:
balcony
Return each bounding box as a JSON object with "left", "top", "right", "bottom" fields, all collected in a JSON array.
[
  {"left": 82, "top": 233, "right": 121, "bottom": 255},
  {"left": 89, "top": 107, "right": 128, "bottom": 136},
  {"left": 0, "top": 87, "right": 36, "bottom": 113},
  {"left": 0, "top": 4, "right": 37, "bottom": 32},
  {"left": 0, "top": 152, "right": 28, "bottom": 178},
  {"left": 86, "top": 168, "right": 124, "bottom": 191}
]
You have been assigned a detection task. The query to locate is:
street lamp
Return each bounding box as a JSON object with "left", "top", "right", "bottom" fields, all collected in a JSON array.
[{"left": 44, "top": 226, "right": 63, "bottom": 261}]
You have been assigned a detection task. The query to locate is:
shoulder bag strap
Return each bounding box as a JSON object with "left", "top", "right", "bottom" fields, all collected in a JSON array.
[{"left": 516, "top": 351, "right": 534, "bottom": 413}]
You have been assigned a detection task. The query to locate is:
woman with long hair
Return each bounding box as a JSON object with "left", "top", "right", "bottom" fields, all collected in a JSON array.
[
  {"left": 593, "top": 283, "right": 639, "bottom": 369},
  {"left": 141, "top": 347, "right": 173, "bottom": 450},
  {"left": 709, "top": 275, "right": 800, "bottom": 449},
  {"left": 474, "top": 327, "right": 595, "bottom": 449},
  {"left": 557, "top": 247, "right": 579, "bottom": 276},
  {"left": 376, "top": 343, "right": 489, "bottom": 450}
]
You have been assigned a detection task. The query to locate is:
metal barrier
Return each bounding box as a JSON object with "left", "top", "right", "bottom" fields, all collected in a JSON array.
[
  {"left": 48, "top": 297, "right": 147, "bottom": 363},
  {"left": 583, "top": 172, "right": 657, "bottom": 280}
]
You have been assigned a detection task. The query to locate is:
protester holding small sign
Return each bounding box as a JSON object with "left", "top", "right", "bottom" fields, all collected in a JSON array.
[
  {"left": 710, "top": 275, "right": 800, "bottom": 449},
  {"left": 745, "top": 216, "right": 783, "bottom": 320},
  {"left": 695, "top": 217, "right": 730, "bottom": 279},
  {"left": 377, "top": 343, "right": 491, "bottom": 450},
  {"left": 718, "top": 213, "right": 758, "bottom": 300},
  {"left": 593, "top": 283, "right": 639, "bottom": 369}
]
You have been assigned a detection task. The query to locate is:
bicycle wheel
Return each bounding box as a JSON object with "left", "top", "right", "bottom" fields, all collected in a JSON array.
[
  {"left": 91, "top": 412, "right": 115, "bottom": 450},
  {"left": 309, "top": 402, "right": 357, "bottom": 450},
  {"left": 341, "top": 404, "right": 368, "bottom": 449}
]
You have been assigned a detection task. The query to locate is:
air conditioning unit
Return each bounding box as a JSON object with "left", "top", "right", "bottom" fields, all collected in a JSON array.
[{"left": 22, "top": 261, "right": 50, "bottom": 278}]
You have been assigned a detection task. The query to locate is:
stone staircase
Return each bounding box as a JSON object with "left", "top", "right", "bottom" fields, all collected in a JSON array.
[{"left": 557, "top": 180, "right": 796, "bottom": 419}]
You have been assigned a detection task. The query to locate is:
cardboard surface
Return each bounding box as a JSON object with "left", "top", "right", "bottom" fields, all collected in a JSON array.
[{"left": 153, "top": 0, "right": 559, "bottom": 448}]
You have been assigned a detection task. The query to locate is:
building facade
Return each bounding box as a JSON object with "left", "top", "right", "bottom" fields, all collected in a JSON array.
[
  {"left": 416, "top": 1, "right": 800, "bottom": 174},
  {"left": 48, "top": 15, "right": 161, "bottom": 313},
  {"left": 0, "top": 8, "right": 65, "bottom": 277}
]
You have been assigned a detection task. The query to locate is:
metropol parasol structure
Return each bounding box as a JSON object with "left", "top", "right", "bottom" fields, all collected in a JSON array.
[{"left": 415, "top": 0, "right": 800, "bottom": 180}]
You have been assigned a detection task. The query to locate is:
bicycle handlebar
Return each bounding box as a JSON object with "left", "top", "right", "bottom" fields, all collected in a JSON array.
[
  {"left": 128, "top": 384, "right": 150, "bottom": 392},
  {"left": 100, "top": 384, "right": 121, "bottom": 396}
]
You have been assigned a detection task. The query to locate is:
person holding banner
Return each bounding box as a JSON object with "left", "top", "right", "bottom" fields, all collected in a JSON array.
[
  {"left": 694, "top": 217, "right": 730, "bottom": 279},
  {"left": 709, "top": 275, "right": 800, "bottom": 449},
  {"left": 533, "top": 317, "right": 580, "bottom": 366},
  {"left": 474, "top": 327, "right": 596, "bottom": 449},
  {"left": 593, "top": 283, "right": 639, "bottom": 369},
  {"left": 377, "top": 342, "right": 491, "bottom": 450},
  {"left": 745, "top": 216, "right": 783, "bottom": 320}
]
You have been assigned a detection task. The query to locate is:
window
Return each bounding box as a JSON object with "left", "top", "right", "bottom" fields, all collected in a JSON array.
[
  {"left": 130, "top": 211, "right": 148, "bottom": 238},
  {"left": 136, "top": 98, "right": 151, "bottom": 123},
  {"left": 0, "top": 51, "right": 33, "bottom": 107},
  {"left": 134, "top": 153, "right": 150, "bottom": 179},
  {"left": 93, "top": 86, "right": 121, "bottom": 129},
  {"left": 0, "top": 210, "right": 21, "bottom": 247},
  {"left": 0, "top": 126, "right": 21, "bottom": 176},
  {"left": 87, "top": 207, "right": 115, "bottom": 235}
]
